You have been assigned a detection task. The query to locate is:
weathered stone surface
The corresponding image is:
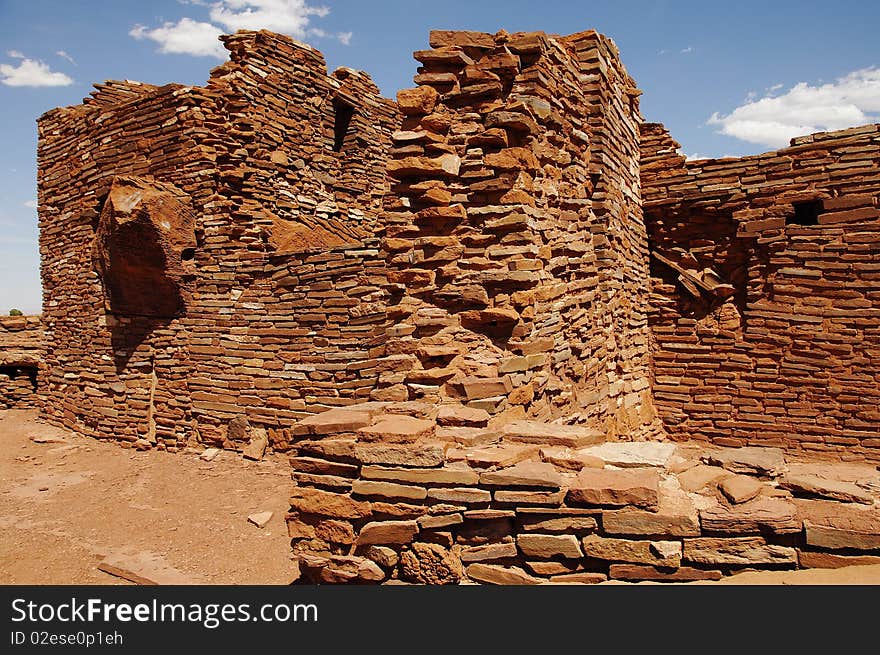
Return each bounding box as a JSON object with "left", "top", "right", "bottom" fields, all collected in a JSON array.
[
  {"left": 355, "top": 443, "right": 445, "bottom": 467},
  {"left": 578, "top": 442, "right": 676, "bottom": 468},
  {"left": 295, "top": 409, "right": 373, "bottom": 436},
  {"left": 719, "top": 474, "right": 763, "bottom": 505},
  {"left": 705, "top": 447, "right": 786, "bottom": 477},
  {"left": 549, "top": 572, "right": 607, "bottom": 584},
  {"left": 351, "top": 479, "right": 428, "bottom": 501},
  {"left": 517, "top": 534, "right": 583, "bottom": 559},
  {"left": 93, "top": 176, "right": 197, "bottom": 317},
  {"left": 700, "top": 497, "right": 801, "bottom": 534},
  {"left": 494, "top": 489, "right": 567, "bottom": 505},
  {"left": 780, "top": 474, "right": 874, "bottom": 504},
  {"left": 436, "top": 405, "right": 491, "bottom": 427},
  {"left": 361, "top": 465, "right": 479, "bottom": 486},
  {"left": 461, "top": 376, "right": 512, "bottom": 400},
  {"left": 295, "top": 439, "right": 358, "bottom": 462},
  {"left": 289, "top": 488, "right": 371, "bottom": 520},
  {"left": 567, "top": 468, "right": 660, "bottom": 510},
  {"left": 797, "top": 550, "right": 880, "bottom": 569},
  {"left": 683, "top": 537, "right": 797, "bottom": 566},
  {"left": 609, "top": 564, "right": 722, "bottom": 582},
  {"left": 539, "top": 446, "right": 605, "bottom": 471},
  {"left": 677, "top": 465, "right": 729, "bottom": 493},
  {"left": 519, "top": 515, "right": 598, "bottom": 533},
  {"left": 241, "top": 428, "right": 268, "bottom": 461},
  {"left": 247, "top": 511, "right": 273, "bottom": 528},
  {"left": 465, "top": 444, "right": 539, "bottom": 468},
  {"left": 357, "top": 520, "right": 419, "bottom": 545},
  {"left": 581, "top": 535, "right": 682, "bottom": 566},
  {"left": 797, "top": 499, "right": 880, "bottom": 550},
  {"left": 499, "top": 420, "right": 605, "bottom": 448},
  {"left": 397, "top": 85, "right": 440, "bottom": 115},
  {"left": 366, "top": 546, "right": 399, "bottom": 569},
  {"left": 460, "top": 542, "right": 518, "bottom": 562},
  {"left": 358, "top": 415, "right": 435, "bottom": 443},
  {"left": 418, "top": 513, "right": 463, "bottom": 529},
  {"left": 289, "top": 457, "right": 359, "bottom": 478},
  {"left": 399, "top": 543, "right": 463, "bottom": 584},
  {"left": 427, "top": 487, "right": 491, "bottom": 504},
  {"left": 602, "top": 490, "right": 701, "bottom": 536},
  {"left": 479, "top": 460, "right": 565, "bottom": 488},
  {"left": 466, "top": 563, "right": 542, "bottom": 585}
]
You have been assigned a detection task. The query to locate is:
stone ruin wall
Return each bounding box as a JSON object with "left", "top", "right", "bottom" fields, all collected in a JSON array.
[
  {"left": 0, "top": 315, "right": 43, "bottom": 409},
  {"left": 642, "top": 123, "right": 880, "bottom": 461},
  {"left": 37, "top": 30, "right": 396, "bottom": 451},
  {"left": 376, "top": 29, "right": 654, "bottom": 439},
  {"left": 35, "top": 27, "right": 656, "bottom": 452}
]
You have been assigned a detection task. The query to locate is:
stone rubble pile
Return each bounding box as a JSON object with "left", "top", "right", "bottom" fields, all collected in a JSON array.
[
  {"left": 0, "top": 315, "right": 42, "bottom": 409},
  {"left": 287, "top": 402, "right": 880, "bottom": 584}
]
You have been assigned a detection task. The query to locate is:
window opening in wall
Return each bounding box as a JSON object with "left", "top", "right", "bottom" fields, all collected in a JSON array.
[
  {"left": 789, "top": 199, "right": 822, "bottom": 226},
  {"left": 332, "top": 97, "right": 355, "bottom": 153}
]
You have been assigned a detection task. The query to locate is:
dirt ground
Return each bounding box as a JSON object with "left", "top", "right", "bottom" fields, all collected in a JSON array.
[
  {"left": 2, "top": 408, "right": 879, "bottom": 586},
  {"left": 0, "top": 409, "right": 294, "bottom": 584}
]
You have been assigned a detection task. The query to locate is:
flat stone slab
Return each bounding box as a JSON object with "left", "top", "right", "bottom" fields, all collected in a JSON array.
[
  {"left": 581, "top": 535, "right": 681, "bottom": 567},
  {"left": 436, "top": 405, "right": 491, "bottom": 427},
  {"left": 479, "top": 460, "right": 565, "bottom": 488},
  {"left": 609, "top": 564, "right": 722, "bottom": 582},
  {"left": 295, "top": 408, "right": 373, "bottom": 436},
  {"left": 797, "top": 550, "right": 880, "bottom": 569},
  {"left": 700, "top": 497, "right": 801, "bottom": 535},
  {"left": 354, "top": 442, "right": 445, "bottom": 467},
  {"left": 677, "top": 464, "right": 730, "bottom": 492},
  {"left": 499, "top": 420, "right": 605, "bottom": 448},
  {"left": 683, "top": 537, "right": 797, "bottom": 566},
  {"left": 358, "top": 415, "right": 435, "bottom": 443},
  {"left": 357, "top": 520, "right": 419, "bottom": 545},
  {"left": 796, "top": 499, "right": 880, "bottom": 550},
  {"left": 602, "top": 487, "right": 701, "bottom": 537},
  {"left": 705, "top": 446, "right": 786, "bottom": 477},
  {"left": 719, "top": 474, "right": 764, "bottom": 504},
  {"left": 577, "top": 442, "right": 676, "bottom": 468},
  {"left": 466, "top": 563, "right": 542, "bottom": 585},
  {"left": 465, "top": 444, "right": 540, "bottom": 468},
  {"left": 780, "top": 473, "right": 874, "bottom": 504},
  {"left": 247, "top": 511, "right": 274, "bottom": 528},
  {"left": 361, "top": 465, "right": 479, "bottom": 486},
  {"left": 517, "top": 534, "right": 583, "bottom": 559},
  {"left": 567, "top": 467, "right": 660, "bottom": 510},
  {"left": 539, "top": 446, "right": 604, "bottom": 471}
]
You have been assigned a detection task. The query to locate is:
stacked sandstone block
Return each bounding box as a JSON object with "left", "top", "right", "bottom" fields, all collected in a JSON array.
[
  {"left": 642, "top": 123, "right": 880, "bottom": 460},
  {"left": 288, "top": 403, "right": 880, "bottom": 584},
  {"left": 0, "top": 315, "right": 43, "bottom": 409},
  {"left": 37, "top": 30, "right": 395, "bottom": 450},
  {"left": 374, "top": 29, "right": 655, "bottom": 438}
]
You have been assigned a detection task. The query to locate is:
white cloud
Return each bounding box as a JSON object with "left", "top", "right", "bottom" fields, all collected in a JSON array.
[
  {"left": 209, "top": 0, "right": 329, "bottom": 34},
  {"left": 680, "top": 46, "right": 693, "bottom": 54},
  {"left": 708, "top": 66, "right": 880, "bottom": 148},
  {"left": 23, "top": 200, "right": 37, "bottom": 209},
  {"left": 131, "top": 1, "right": 349, "bottom": 57},
  {"left": 130, "top": 18, "right": 226, "bottom": 59},
  {"left": 56, "top": 50, "right": 77, "bottom": 66},
  {"left": 0, "top": 53, "right": 73, "bottom": 87}
]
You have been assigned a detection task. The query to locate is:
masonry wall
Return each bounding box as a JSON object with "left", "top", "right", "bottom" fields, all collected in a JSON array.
[
  {"left": 642, "top": 123, "right": 880, "bottom": 460},
  {"left": 376, "top": 29, "right": 654, "bottom": 437},
  {"left": 37, "top": 30, "right": 395, "bottom": 450},
  {"left": 0, "top": 315, "right": 42, "bottom": 409}
]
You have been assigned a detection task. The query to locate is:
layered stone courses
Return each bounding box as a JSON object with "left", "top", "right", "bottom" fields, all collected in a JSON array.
[{"left": 24, "top": 24, "right": 880, "bottom": 585}]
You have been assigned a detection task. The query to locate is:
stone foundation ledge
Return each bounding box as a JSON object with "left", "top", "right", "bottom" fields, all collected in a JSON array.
[{"left": 285, "top": 402, "right": 880, "bottom": 584}]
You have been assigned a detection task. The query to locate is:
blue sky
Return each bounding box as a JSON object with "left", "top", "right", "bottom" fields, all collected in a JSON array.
[{"left": 1, "top": 0, "right": 878, "bottom": 314}]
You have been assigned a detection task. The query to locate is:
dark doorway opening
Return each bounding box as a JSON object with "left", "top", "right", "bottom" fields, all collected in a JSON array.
[{"left": 332, "top": 98, "right": 355, "bottom": 153}]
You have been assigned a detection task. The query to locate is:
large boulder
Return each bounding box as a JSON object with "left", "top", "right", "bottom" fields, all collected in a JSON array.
[{"left": 93, "top": 175, "right": 197, "bottom": 317}]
